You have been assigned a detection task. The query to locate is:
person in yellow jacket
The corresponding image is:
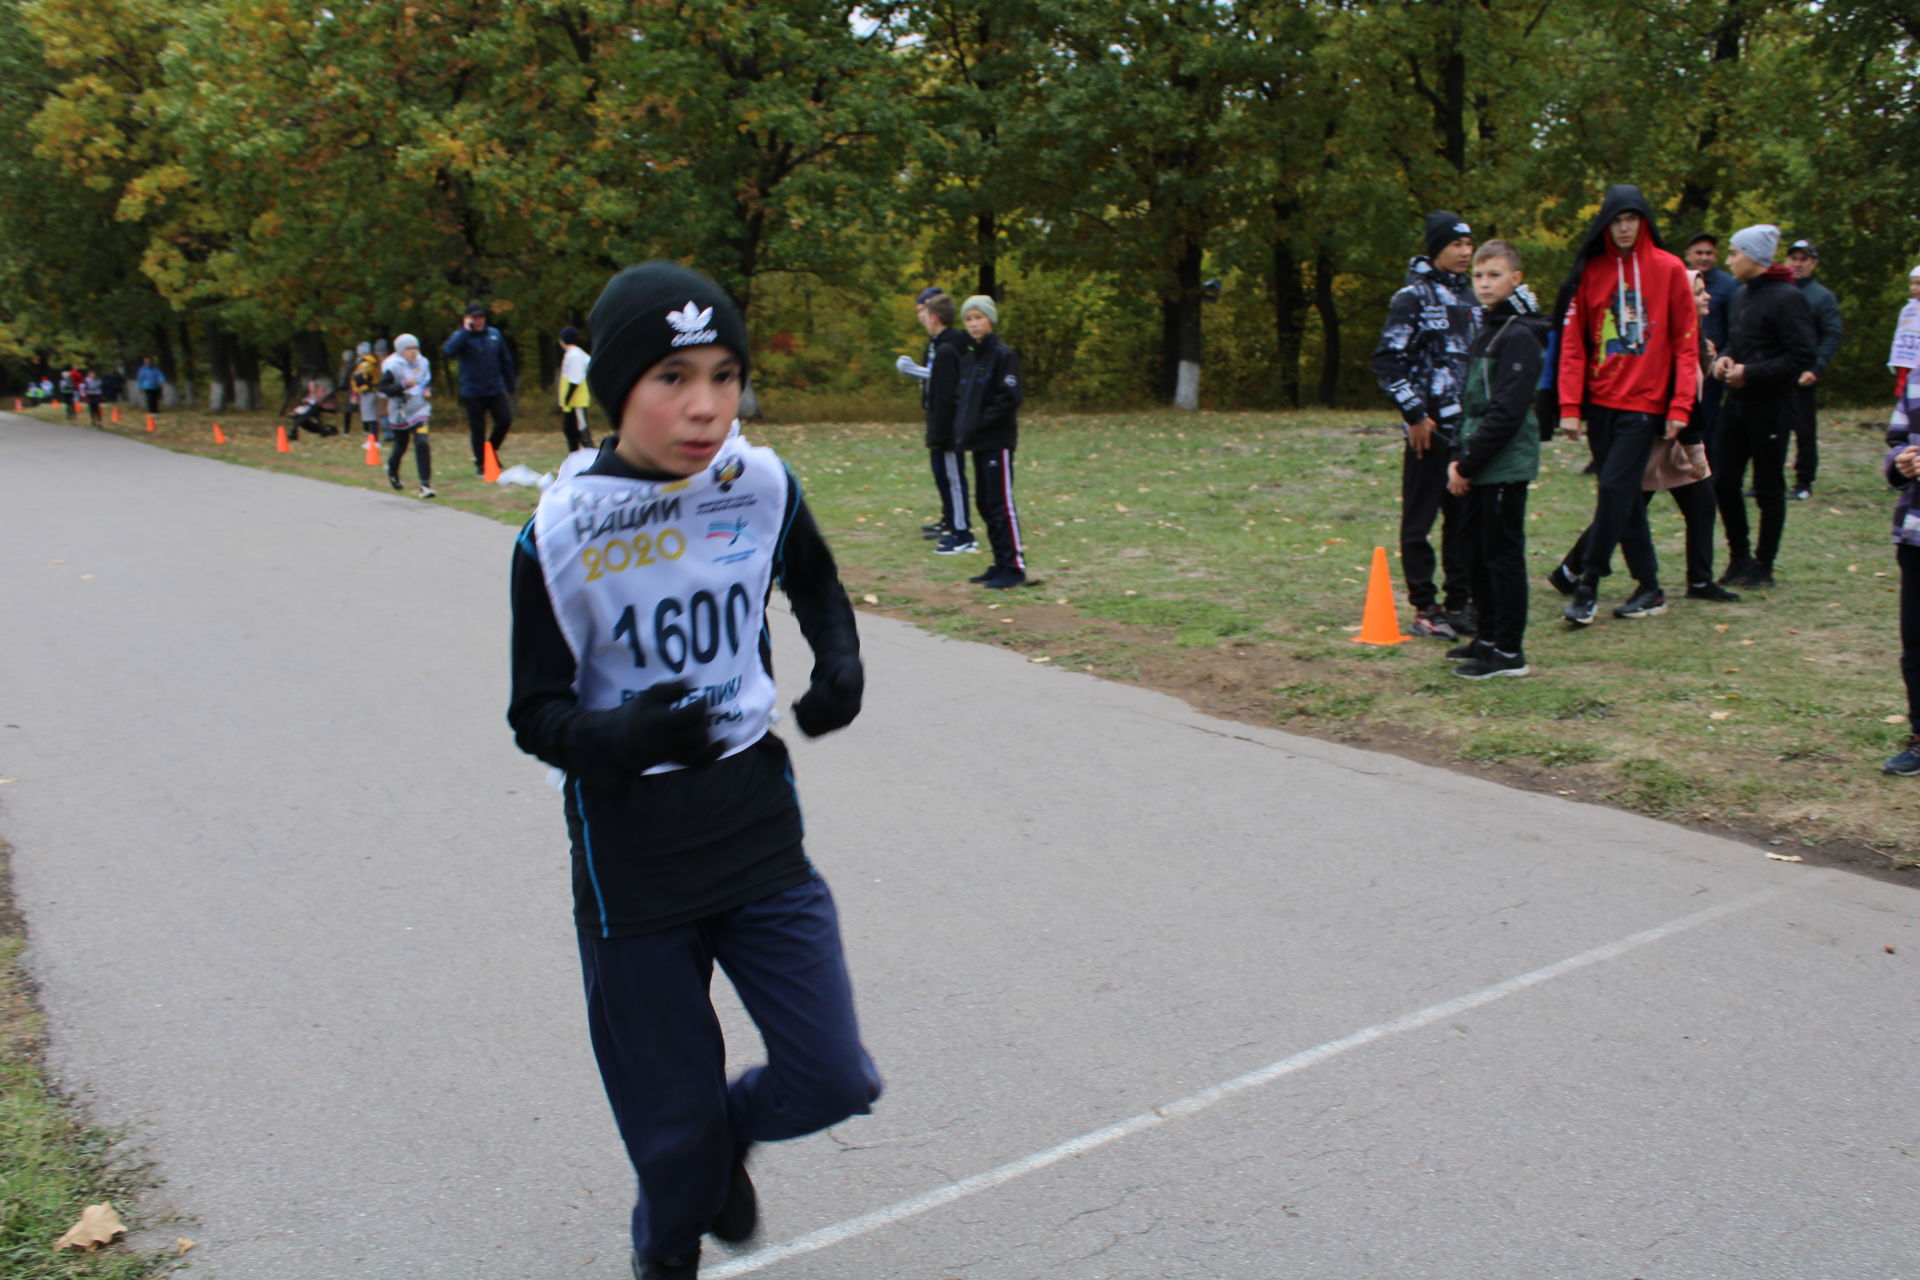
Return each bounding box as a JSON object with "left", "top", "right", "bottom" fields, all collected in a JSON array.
[{"left": 558, "top": 326, "right": 594, "bottom": 452}]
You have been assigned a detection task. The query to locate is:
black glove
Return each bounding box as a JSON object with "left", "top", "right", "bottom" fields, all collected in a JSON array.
[
  {"left": 792, "top": 654, "right": 863, "bottom": 738},
  {"left": 611, "top": 680, "right": 721, "bottom": 769}
]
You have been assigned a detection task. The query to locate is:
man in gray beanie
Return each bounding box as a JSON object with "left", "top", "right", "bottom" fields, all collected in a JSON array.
[{"left": 1710, "top": 225, "right": 1817, "bottom": 591}]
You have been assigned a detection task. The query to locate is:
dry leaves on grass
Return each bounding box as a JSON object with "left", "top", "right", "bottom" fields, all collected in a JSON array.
[{"left": 54, "top": 1202, "right": 125, "bottom": 1250}]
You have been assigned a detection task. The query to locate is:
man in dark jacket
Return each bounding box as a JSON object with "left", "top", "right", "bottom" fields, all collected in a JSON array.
[
  {"left": 444, "top": 302, "right": 519, "bottom": 474},
  {"left": 905, "top": 290, "right": 972, "bottom": 548},
  {"left": 1712, "top": 225, "right": 1817, "bottom": 591},
  {"left": 1685, "top": 233, "right": 1738, "bottom": 464},
  {"left": 1786, "top": 239, "right": 1843, "bottom": 499},
  {"left": 1371, "top": 211, "right": 1480, "bottom": 639}
]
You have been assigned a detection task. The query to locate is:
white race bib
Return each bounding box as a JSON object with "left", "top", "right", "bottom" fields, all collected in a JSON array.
[{"left": 533, "top": 439, "right": 790, "bottom": 771}]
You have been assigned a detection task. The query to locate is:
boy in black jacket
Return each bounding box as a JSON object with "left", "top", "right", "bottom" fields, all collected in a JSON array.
[
  {"left": 508, "top": 262, "right": 881, "bottom": 1279},
  {"left": 1447, "top": 241, "right": 1550, "bottom": 677},
  {"left": 953, "top": 294, "right": 1027, "bottom": 588},
  {"left": 904, "top": 291, "right": 973, "bottom": 549},
  {"left": 1711, "top": 225, "right": 1818, "bottom": 590}
]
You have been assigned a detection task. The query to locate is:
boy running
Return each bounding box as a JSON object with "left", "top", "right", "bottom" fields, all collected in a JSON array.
[{"left": 507, "top": 262, "right": 880, "bottom": 1279}]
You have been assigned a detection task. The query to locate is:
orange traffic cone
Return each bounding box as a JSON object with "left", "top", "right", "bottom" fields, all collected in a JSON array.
[
  {"left": 111, "top": 405, "right": 121, "bottom": 423},
  {"left": 145, "top": 413, "right": 157, "bottom": 432},
  {"left": 1350, "top": 545, "right": 1410, "bottom": 646},
  {"left": 11, "top": 398, "right": 19, "bottom": 410},
  {"left": 482, "top": 441, "right": 502, "bottom": 483},
  {"left": 212, "top": 423, "right": 228, "bottom": 445},
  {"left": 364, "top": 433, "right": 381, "bottom": 467},
  {"left": 275, "top": 425, "right": 291, "bottom": 453}
]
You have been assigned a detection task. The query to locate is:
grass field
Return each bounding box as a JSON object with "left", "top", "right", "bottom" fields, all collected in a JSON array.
[{"left": 16, "top": 398, "right": 1918, "bottom": 871}]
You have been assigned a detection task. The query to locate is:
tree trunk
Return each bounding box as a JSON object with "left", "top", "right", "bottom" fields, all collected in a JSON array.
[
  {"left": 233, "top": 341, "right": 262, "bottom": 411},
  {"left": 205, "top": 319, "right": 233, "bottom": 411},
  {"left": 1270, "top": 231, "right": 1306, "bottom": 409},
  {"left": 1161, "top": 241, "right": 1204, "bottom": 410},
  {"left": 977, "top": 209, "right": 998, "bottom": 300},
  {"left": 151, "top": 324, "right": 178, "bottom": 408},
  {"left": 176, "top": 322, "right": 198, "bottom": 406},
  {"left": 1314, "top": 245, "right": 1342, "bottom": 408},
  {"left": 1677, "top": 7, "right": 1745, "bottom": 221},
  {"left": 269, "top": 342, "right": 295, "bottom": 412}
]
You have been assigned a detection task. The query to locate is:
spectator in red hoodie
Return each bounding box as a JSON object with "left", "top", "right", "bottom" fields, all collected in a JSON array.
[{"left": 1551, "top": 185, "right": 1699, "bottom": 627}]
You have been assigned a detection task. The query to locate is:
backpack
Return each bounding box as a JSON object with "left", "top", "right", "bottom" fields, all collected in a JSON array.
[{"left": 350, "top": 353, "right": 381, "bottom": 394}]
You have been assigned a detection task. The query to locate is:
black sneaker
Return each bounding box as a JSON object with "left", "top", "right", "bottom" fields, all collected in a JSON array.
[
  {"left": 387, "top": 471, "right": 402, "bottom": 491},
  {"left": 1441, "top": 607, "right": 1477, "bottom": 636},
  {"left": 1884, "top": 735, "right": 1920, "bottom": 777},
  {"left": 1408, "top": 609, "right": 1458, "bottom": 640},
  {"left": 1613, "top": 583, "right": 1667, "bottom": 618},
  {"left": 709, "top": 1144, "right": 758, "bottom": 1244},
  {"left": 1790, "top": 487, "right": 1811, "bottom": 501},
  {"left": 934, "top": 532, "right": 978, "bottom": 555},
  {"left": 1455, "top": 648, "right": 1530, "bottom": 679},
  {"left": 967, "top": 568, "right": 997, "bottom": 583},
  {"left": 1547, "top": 563, "right": 1578, "bottom": 597},
  {"left": 982, "top": 566, "right": 1027, "bottom": 589},
  {"left": 632, "top": 1245, "right": 700, "bottom": 1278},
  {"left": 1564, "top": 579, "right": 1598, "bottom": 626},
  {"left": 1717, "top": 556, "right": 1753, "bottom": 587},
  {"left": 1446, "top": 638, "right": 1489, "bottom": 661},
  {"left": 1738, "top": 565, "right": 1776, "bottom": 591},
  {"left": 1687, "top": 582, "right": 1741, "bottom": 602},
  {"left": 920, "top": 520, "right": 950, "bottom": 540}
]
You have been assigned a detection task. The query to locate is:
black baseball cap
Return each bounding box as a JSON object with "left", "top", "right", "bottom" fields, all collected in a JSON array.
[{"left": 1787, "top": 239, "right": 1819, "bottom": 258}]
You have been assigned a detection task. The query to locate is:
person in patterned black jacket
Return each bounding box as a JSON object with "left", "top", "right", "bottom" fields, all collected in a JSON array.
[{"left": 1372, "top": 211, "right": 1481, "bottom": 639}]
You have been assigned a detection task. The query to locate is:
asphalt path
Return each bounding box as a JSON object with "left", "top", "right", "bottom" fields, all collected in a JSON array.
[{"left": 3, "top": 412, "right": 1916, "bottom": 1280}]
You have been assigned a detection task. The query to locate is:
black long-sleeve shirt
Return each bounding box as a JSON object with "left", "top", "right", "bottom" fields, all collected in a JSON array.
[{"left": 508, "top": 442, "right": 859, "bottom": 935}]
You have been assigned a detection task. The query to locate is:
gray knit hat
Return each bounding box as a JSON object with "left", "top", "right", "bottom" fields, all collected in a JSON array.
[
  {"left": 1730, "top": 225, "right": 1779, "bottom": 264},
  {"left": 959, "top": 294, "right": 998, "bottom": 326}
]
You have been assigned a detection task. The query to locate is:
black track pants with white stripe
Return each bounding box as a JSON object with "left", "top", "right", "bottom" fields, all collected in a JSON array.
[
  {"left": 971, "top": 448, "right": 1024, "bottom": 572},
  {"left": 929, "top": 448, "right": 969, "bottom": 532}
]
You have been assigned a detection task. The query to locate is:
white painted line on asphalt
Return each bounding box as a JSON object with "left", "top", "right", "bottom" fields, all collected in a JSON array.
[{"left": 706, "top": 885, "right": 1788, "bottom": 1278}]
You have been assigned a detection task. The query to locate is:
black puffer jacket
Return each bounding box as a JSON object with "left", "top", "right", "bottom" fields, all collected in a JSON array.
[
  {"left": 953, "top": 332, "right": 1022, "bottom": 452},
  {"left": 1371, "top": 257, "right": 1480, "bottom": 439}
]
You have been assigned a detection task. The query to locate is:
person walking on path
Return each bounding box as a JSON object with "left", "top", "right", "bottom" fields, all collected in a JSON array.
[
  {"left": 1882, "top": 377, "right": 1920, "bottom": 776},
  {"left": 350, "top": 342, "right": 384, "bottom": 445},
  {"left": 1785, "top": 239, "right": 1842, "bottom": 500},
  {"left": 135, "top": 357, "right": 165, "bottom": 416},
  {"left": 555, "top": 326, "right": 594, "bottom": 453},
  {"left": 1711, "top": 225, "right": 1817, "bottom": 592},
  {"left": 508, "top": 261, "right": 881, "bottom": 1280},
  {"left": 83, "top": 369, "right": 103, "bottom": 426},
  {"left": 1890, "top": 266, "right": 1920, "bottom": 398},
  {"left": 1372, "top": 211, "right": 1481, "bottom": 640},
  {"left": 444, "top": 302, "right": 518, "bottom": 474},
  {"left": 378, "top": 334, "right": 435, "bottom": 499},
  {"left": 1549, "top": 184, "right": 1698, "bottom": 628}
]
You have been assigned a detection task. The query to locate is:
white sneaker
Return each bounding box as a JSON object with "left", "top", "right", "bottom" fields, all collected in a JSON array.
[{"left": 418, "top": 485, "right": 437, "bottom": 499}]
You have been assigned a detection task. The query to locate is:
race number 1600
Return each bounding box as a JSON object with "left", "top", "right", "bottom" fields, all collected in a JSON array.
[
  {"left": 583, "top": 529, "right": 686, "bottom": 581},
  {"left": 612, "top": 584, "right": 752, "bottom": 672}
]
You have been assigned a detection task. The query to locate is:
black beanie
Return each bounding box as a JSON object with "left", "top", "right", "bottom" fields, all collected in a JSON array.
[
  {"left": 1424, "top": 210, "right": 1472, "bottom": 261},
  {"left": 586, "top": 262, "right": 751, "bottom": 425}
]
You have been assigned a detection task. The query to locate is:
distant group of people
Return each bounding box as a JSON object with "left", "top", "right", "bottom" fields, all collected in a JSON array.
[
  {"left": 894, "top": 286, "right": 1028, "bottom": 589},
  {"left": 1371, "top": 186, "right": 1850, "bottom": 679}
]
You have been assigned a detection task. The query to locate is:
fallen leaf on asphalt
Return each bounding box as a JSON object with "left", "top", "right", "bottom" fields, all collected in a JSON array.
[
  {"left": 176, "top": 1239, "right": 195, "bottom": 1256},
  {"left": 55, "top": 1203, "right": 125, "bottom": 1250},
  {"left": 1029, "top": 655, "right": 1051, "bottom": 663},
  {"left": 1765, "top": 852, "right": 1804, "bottom": 863},
  {"left": 1886, "top": 945, "right": 1898, "bottom": 954}
]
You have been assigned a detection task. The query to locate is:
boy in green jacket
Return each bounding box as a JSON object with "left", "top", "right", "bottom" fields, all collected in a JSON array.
[{"left": 1447, "top": 240, "right": 1551, "bottom": 678}]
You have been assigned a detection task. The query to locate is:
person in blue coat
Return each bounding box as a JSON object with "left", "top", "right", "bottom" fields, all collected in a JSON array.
[{"left": 444, "top": 302, "right": 518, "bottom": 474}]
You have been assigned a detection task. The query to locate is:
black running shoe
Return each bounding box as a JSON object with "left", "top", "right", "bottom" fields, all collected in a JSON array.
[
  {"left": 1547, "top": 563, "right": 1577, "bottom": 597},
  {"left": 1738, "top": 565, "right": 1776, "bottom": 591},
  {"left": 1564, "top": 579, "right": 1598, "bottom": 626},
  {"left": 632, "top": 1246, "right": 699, "bottom": 1278},
  {"left": 1446, "top": 638, "right": 1488, "bottom": 661},
  {"left": 921, "top": 520, "right": 950, "bottom": 540},
  {"left": 1455, "top": 648, "right": 1530, "bottom": 679},
  {"left": 709, "top": 1145, "right": 758, "bottom": 1244},
  {"left": 982, "top": 566, "right": 1027, "bottom": 589},
  {"left": 1441, "top": 607, "right": 1477, "bottom": 636},
  {"left": 1613, "top": 583, "right": 1667, "bottom": 619},
  {"left": 1686, "top": 582, "right": 1741, "bottom": 602},
  {"left": 1717, "top": 557, "right": 1753, "bottom": 587}
]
